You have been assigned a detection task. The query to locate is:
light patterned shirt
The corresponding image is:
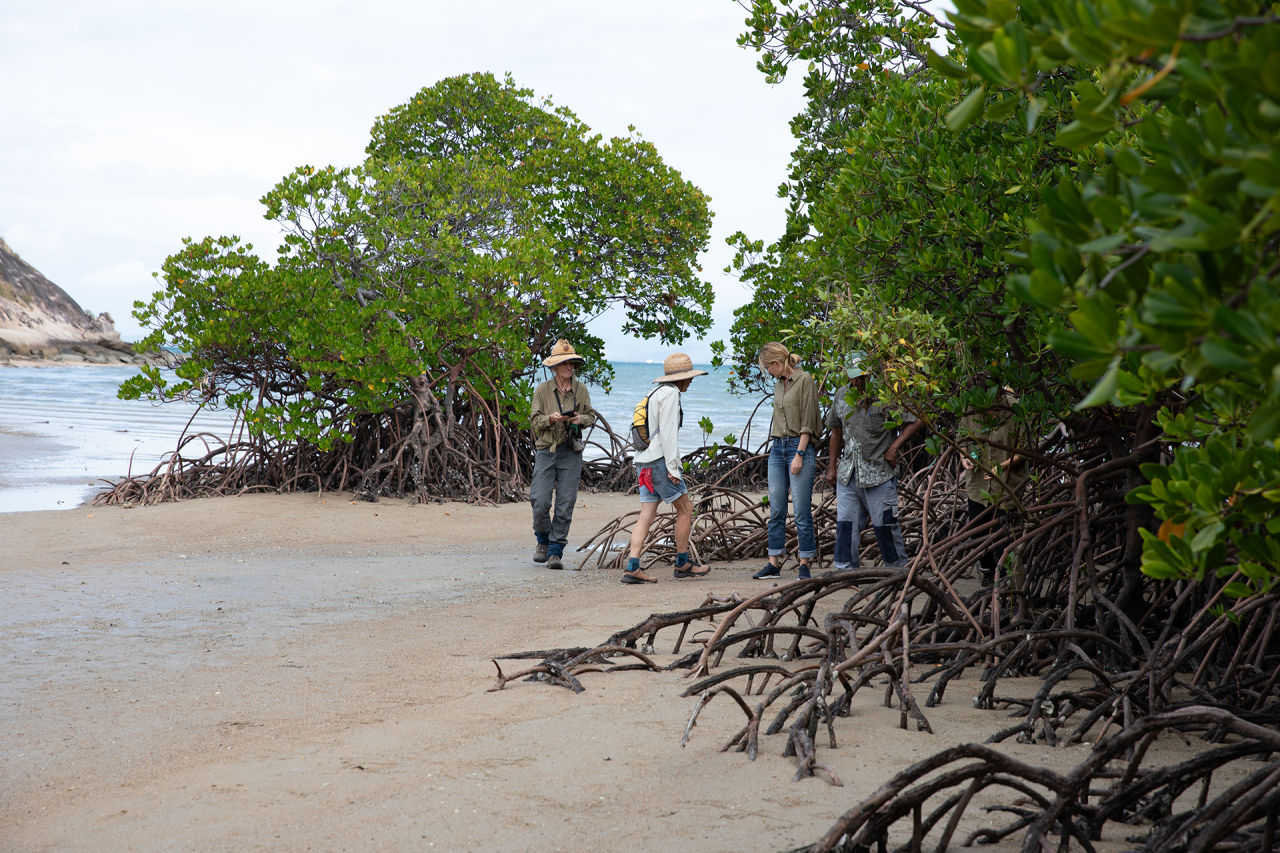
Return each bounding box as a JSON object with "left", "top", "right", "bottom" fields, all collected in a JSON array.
[{"left": 825, "top": 384, "right": 916, "bottom": 489}]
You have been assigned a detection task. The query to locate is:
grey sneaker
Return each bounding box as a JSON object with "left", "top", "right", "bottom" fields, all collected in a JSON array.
[
  {"left": 752, "top": 563, "right": 781, "bottom": 580},
  {"left": 533, "top": 542, "right": 548, "bottom": 563}
]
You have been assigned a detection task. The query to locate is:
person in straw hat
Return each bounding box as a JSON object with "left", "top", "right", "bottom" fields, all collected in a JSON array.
[
  {"left": 621, "top": 352, "right": 712, "bottom": 584},
  {"left": 529, "top": 339, "right": 597, "bottom": 570}
]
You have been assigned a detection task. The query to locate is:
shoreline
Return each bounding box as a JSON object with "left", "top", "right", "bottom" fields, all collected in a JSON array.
[
  {"left": 0, "top": 350, "right": 163, "bottom": 369},
  {"left": 0, "top": 360, "right": 759, "bottom": 516}
]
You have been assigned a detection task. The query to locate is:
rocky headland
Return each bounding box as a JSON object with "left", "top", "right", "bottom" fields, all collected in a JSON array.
[{"left": 0, "top": 237, "right": 165, "bottom": 366}]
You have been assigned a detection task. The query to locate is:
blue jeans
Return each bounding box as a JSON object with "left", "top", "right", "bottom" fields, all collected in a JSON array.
[
  {"left": 636, "top": 457, "right": 688, "bottom": 504},
  {"left": 833, "top": 478, "right": 908, "bottom": 568},
  {"left": 767, "top": 437, "right": 816, "bottom": 559}
]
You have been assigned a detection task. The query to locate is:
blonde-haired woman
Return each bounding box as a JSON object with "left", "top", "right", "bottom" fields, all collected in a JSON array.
[{"left": 754, "top": 342, "right": 821, "bottom": 580}]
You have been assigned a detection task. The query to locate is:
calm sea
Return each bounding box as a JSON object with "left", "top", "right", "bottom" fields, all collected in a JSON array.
[{"left": 0, "top": 362, "right": 767, "bottom": 513}]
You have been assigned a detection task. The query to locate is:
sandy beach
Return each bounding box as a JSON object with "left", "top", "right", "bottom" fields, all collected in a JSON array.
[{"left": 2, "top": 491, "right": 1103, "bottom": 852}]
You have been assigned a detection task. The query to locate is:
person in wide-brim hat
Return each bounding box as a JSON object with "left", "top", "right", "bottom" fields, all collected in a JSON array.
[
  {"left": 529, "top": 339, "right": 596, "bottom": 570},
  {"left": 543, "top": 339, "right": 586, "bottom": 367},
  {"left": 652, "top": 352, "right": 707, "bottom": 384},
  {"left": 622, "top": 352, "right": 712, "bottom": 585}
]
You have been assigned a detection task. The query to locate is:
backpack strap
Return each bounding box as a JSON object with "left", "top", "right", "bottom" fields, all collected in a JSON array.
[
  {"left": 552, "top": 384, "right": 574, "bottom": 414},
  {"left": 645, "top": 387, "right": 661, "bottom": 436},
  {"left": 650, "top": 384, "right": 682, "bottom": 437}
]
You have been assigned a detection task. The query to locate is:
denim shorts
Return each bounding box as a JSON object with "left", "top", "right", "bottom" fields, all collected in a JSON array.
[{"left": 637, "top": 457, "right": 688, "bottom": 504}]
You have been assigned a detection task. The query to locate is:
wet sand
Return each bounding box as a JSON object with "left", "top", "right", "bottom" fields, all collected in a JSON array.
[{"left": 3, "top": 492, "right": 1111, "bottom": 851}]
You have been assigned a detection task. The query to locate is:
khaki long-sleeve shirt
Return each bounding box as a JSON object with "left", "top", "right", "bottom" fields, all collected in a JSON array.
[
  {"left": 960, "top": 392, "right": 1027, "bottom": 506},
  {"left": 769, "top": 368, "right": 821, "bottom": 440},
  {"left": 530, "top": 378, "right": 597, "bottom": 451}
]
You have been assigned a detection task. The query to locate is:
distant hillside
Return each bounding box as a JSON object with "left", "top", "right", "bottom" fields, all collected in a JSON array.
[{"left": 0, "top": 238, "right": 155, "bottom": 365}]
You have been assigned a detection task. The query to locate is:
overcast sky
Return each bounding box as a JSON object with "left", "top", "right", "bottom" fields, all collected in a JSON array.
[{"left": 1, "top": 1, "right": 805, "bottom": 362}]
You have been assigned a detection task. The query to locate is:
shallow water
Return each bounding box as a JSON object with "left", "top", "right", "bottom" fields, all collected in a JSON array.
[{"left": 0, "top": 365, "right": 238, "bottom": 512}]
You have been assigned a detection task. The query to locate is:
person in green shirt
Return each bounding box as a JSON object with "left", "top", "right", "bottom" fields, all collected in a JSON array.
[
  {"left": 753, "top": 341, "right": 822, "bottom": 581},
  {"left": 529, "top": 339, "right": 597, "bottom": 570},
  {"left": 959, "top": 386, "right": 1028, "bottom": 585}
]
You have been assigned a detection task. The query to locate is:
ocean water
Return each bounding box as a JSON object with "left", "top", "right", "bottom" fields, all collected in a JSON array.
[
  {"left": 0, "top": 362, "right": 768, "bottom": 513},
  {"left": 587, "top": 361, "right": 769, "bottom": 455},
  {"left": 0, "top": 366, "right": 241, "bottom": 513}
]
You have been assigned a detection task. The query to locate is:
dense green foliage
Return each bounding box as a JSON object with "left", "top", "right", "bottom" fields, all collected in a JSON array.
[
  {"left": 124, "top": 73, "right": 713, "bottom": 500},
  {"left": 730, "top": 0, "right": 1279, "bottom": 591},
  {"left": 726, "top": 0, "right": 1076, "bottom": 435},
  {"left": 945, "top": 0, "right": 1280, "bottom": 592}
]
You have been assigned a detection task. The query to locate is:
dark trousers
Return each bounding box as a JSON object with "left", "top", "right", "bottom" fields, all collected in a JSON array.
[
  {"left": 531, "top": 445, "right": 583, "bottom": 552},
  {"left": 967, "top": 498, "right": 1008, "bottom": 575}
]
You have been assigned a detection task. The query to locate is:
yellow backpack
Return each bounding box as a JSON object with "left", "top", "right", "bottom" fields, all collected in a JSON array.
[{"left": 630, "top": 387, "right": 680, "bottom": 451}]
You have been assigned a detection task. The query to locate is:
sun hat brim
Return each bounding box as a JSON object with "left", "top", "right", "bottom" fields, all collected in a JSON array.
[
  {"left": 653, "top": 368, "right": 708, "bottom": 383},
  {"left": 543, "top": 353, "right": 586, "bottom": 367}
]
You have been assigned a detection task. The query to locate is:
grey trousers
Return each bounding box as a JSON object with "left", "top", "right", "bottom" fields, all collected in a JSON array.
[{"left": 530, "top": 445, "right": 583, "bottom": 546}]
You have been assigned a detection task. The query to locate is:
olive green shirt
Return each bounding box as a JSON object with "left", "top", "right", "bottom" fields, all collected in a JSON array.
[
  {"left": 769, "top": 368, "right": 822, "bottom": 440},
  {"left": 960, "top": 393, "right": 1028, "bottom": 506},
  {"left": 530, "top": 378, "right": 597, "bottom": 452}
]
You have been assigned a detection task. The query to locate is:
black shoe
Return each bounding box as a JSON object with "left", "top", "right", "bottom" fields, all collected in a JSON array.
[
  {"left": 546, "top": 552, "right": 564, "bottom": 570},
  {"left": 533, "top": 542, "right": 548, "bottom": 563},
  {"left": 752, "top": 564, "right": 781, "bottom": 580},
  {"left": 797, "top": 565, "right": 811, "bottom": 580}
]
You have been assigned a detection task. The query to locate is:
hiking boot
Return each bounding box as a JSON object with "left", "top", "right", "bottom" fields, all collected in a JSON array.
[
  {"left": 752, "top": 563, "right": 781, "bottom": 580},
  {"left": 673, "top": 564, "right": 711, "bottom": 579},
  {"left": 533, "top": 542, "right": 548, "bottom": 563},
  {"left": 546, "top": 552, "right": 564, "bottom": 570}
]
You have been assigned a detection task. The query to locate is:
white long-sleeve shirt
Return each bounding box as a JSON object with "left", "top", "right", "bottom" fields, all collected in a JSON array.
[{"left": 633, "top": 383, "right": 683, "bottom": 479}]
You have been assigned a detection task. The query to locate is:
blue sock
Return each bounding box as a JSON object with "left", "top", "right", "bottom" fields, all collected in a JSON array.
[
  {"left": 626, "top": 557, "right": 640, "bottom": 573},
  {"left": 675, "top": 552, "right": 690, "bottom": 567}
]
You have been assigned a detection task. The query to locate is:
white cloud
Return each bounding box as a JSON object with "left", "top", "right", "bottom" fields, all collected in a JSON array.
[
  {"left": 1, "top": 0, "right": 805, "bottom": 360},
  {"left": 83, "top": 259, "right": 152, "bottom": 288}
]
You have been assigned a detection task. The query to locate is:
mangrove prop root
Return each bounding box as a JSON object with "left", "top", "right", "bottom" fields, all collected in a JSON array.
[
  {"left": 493, "top": 438, "right": 1280, "bottom": 832},
  {"left": 94, "top": 406, "right": 774, "bottom": 508},
  {"left": 108, "top": 393, "right": 1280, "bottom": 841},
  {"left": 800, "top": 707, "right": 1280, "bottom": 853}
]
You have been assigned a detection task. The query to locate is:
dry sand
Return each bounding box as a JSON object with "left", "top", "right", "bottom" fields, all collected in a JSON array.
[{"left": 2, "top": 492, "right": 1105, "bottom": 852}]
